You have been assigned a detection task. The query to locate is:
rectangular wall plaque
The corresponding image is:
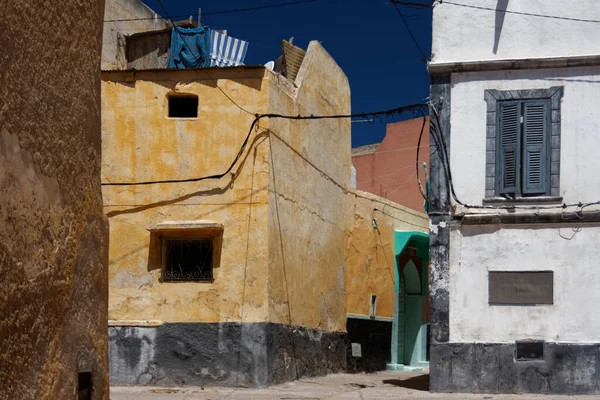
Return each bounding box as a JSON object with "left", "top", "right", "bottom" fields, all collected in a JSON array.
[{"left": 489, "top": 271, "right": 553, "bottom": 305}]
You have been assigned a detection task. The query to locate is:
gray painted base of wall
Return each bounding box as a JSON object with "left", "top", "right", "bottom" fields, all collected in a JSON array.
[
  {"left": 346, "top": 318, "right": 392, "bottom": 373},
  {"left": 109, "top": 322, "right": 346, "bottom": 388},
  {"left": 431, "top": 342, "right": 600, "bottom": 395}
]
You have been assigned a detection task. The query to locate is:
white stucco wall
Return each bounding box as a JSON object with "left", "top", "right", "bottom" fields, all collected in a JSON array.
[
  {"left": 449, "top": 66, "right": 600, "bottom": 207},
  {"left": 450, "top": 224, "right": 600, "bottom": 343},
  {"left": 102, "top": 0, "right": 167, "bottom": 70},
  {"left": 431, "top": 0, "right": 600, "bottom": 64}
]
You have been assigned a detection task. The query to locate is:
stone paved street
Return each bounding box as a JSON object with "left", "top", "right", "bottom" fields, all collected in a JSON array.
[{"left": 110, "top": 371, "right": 599, "bottom": 399}]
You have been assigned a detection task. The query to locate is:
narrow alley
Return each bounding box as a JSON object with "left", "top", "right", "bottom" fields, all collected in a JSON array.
[{"left": 111, "top": 372, "right": 600, "bottom": 400}]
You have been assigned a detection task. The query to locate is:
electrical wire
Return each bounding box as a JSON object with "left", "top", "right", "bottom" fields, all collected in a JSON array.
[
  {"left": 391, "top": 2, "right": 429, "bottom": 62},
  {"left": 104, "top": 0, "right": 320, "bottom": 23},
  {"left": 384, "top": 170, "right": 418, "bottom": 197},
  {"left": 355, "top": 163, "right": 415, "bottom": 185},
  {"left": 354, "top": 144, "right": 426, "bottom": 155},
  {"left": 101, "top": 104, "right": 428, "bottom": 186},
  {"left": 205, "top": 71, "right": 254, "bottom": 115},
  {"left": 428, "top": 101, "right": 600, "bottom": 212},
  {"left": 390, "top": 0, "right": 434, "bottom": 9},
  {"left": 393, "top": 0, "right": 600, "bottom": 24},
  {"left": 415, "top": 112, "right": 428, "bottom": 200},
  {"left": 442, "top": 1, "right": 600, "bottom": 24}
]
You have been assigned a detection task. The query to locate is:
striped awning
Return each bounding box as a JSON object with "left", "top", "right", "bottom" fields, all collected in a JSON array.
[{"left": 210, "top": 31, "right": 248, "bottom": 67}]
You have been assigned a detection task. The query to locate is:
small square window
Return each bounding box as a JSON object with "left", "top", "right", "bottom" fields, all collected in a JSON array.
[
  {"left": 516, "top": 341, "right": 544, "bottom": 361},
  {"left": 168, "top": 95, "right": 198, "bottom": 118},
  {"left": 162, "top": 238, "right": 213, "bottom": 281}
]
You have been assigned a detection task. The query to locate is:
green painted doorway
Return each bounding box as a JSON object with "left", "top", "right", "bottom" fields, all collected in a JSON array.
[{"left": 388, "top": 231, "right": 429, "bottom": 371}]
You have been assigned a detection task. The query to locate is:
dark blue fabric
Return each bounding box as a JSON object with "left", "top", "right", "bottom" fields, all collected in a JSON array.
[{"left": 168, "top": 26, "right": 211, "bottom": 69}]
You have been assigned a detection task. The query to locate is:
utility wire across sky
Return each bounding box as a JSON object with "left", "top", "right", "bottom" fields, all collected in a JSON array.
[
  {"left": 391, "top": 0, "right": 600, "bottom": 24},
  {"left": 104, "top": 0, "right": 320, "bottom": 22}
]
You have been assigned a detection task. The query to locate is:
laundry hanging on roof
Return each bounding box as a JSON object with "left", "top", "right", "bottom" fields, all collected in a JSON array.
[
  {"left": 168, "top": 26, "right": 212, "bottom": 69},
  {"left": 210, "top": 30, "right": 248, "bottom": 67}
]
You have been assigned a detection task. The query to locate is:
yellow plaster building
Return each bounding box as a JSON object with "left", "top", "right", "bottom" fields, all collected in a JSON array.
[
  {"left": 103, "top": 41, "right": 353, "bottom": 387},
  {"left": 345, "top": 190, "right": 429, "bottom": 372}
]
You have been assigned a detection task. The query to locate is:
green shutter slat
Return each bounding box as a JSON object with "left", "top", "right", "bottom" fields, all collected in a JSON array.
[
  {"left": 523, "top": 100, "right": 550, "bottom": 195},
  {"left": 497, "top": 101, "right": 521, "bottom": 195}
]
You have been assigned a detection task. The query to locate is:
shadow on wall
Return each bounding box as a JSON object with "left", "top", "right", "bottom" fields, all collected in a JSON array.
[
  {"left": 149, "top": 71, "right": 264, "bottom": 92},
  {"left": 493, "top": 0, "right": 509, "bottom": 54},
  {"left": 105, "top": 132, "right": 269, "bottom": 218}
]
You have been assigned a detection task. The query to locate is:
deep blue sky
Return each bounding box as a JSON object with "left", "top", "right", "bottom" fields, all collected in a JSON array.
[{"left": 142, "top": 0, "right": 432, "bottom": 147}]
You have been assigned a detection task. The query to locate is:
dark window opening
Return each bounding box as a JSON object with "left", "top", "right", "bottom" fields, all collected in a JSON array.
[
  {"left": 162, "top": 238, "right": 213, "bottom": 281},
  {"left": 168, "top": 95, "right": 198, "bottom": 118},
  {"left": 489, "top": 271, "right": 553, "bottom": 305},
  {"left": 516, "top": 341, "right": 544, "bottom": 361},
  {"left": 369, "top": 294, "right": 377, "bottom": 317},
  {"left": 78, "top": 372, "right": 93, "bottom": 400}
]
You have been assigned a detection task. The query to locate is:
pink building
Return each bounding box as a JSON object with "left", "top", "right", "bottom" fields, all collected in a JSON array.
[{"left": 352, "top": 118, "right": 430, "bottom": 213}]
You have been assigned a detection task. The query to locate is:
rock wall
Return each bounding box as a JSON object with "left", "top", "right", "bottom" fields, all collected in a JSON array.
[{"left": 0, "top": 1, "right": 108, "bottom": 399}]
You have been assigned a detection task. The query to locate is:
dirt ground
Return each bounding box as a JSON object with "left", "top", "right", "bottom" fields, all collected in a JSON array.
[{"left": 110, "top": 371, "right": 600, "bottom": 399}]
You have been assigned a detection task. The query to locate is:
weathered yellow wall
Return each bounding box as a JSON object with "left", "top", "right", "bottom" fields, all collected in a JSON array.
[
  {"left": 267, "top": 42, "right": 352, "bottom": 332},
  {"left": 102, "top": 68, "right": 272, "bottom": 323},
  {"left": 345, "top": 190, "right": 428, "bottom": 319},
  {"left": 1, "top": 1, "right": 108, "bottom": 398},
  {"left": 103, "top": 44, "right": 402, "bottom": 336}
]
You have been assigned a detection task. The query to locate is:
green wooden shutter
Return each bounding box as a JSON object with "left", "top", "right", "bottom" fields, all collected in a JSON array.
[
  {"left": 523, "top": 100, "right": 550, "bottom": 195},
  {"left": 497, "top": 101, "right": 521, "bottom": 195}
]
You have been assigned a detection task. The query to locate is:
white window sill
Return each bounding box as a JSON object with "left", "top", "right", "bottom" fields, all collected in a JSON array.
[{"left": 482, "top": 196, "right": 563, "bottom": 205}]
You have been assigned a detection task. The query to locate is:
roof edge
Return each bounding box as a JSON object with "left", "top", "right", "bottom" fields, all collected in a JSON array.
[{"left": 101, "top": 65, "right": 266, "bottom": 73}]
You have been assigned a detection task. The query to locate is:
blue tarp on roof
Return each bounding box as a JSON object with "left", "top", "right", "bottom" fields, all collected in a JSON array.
[{"left": 168, "top": 26, "right": 211, "bottom": 69}]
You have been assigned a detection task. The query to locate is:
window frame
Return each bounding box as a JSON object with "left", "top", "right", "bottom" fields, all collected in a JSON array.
[
  {"left": 484, "top": 87, "right": 563, "bottom": 201},
  {"left": 146, "top": 221, "right": 223, "bottom": 284},
  {"left": 161, "top": 236, "right": 214, "bottom": 282}
]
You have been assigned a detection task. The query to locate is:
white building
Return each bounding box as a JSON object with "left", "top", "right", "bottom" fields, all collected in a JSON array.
[{"left": 428, "top": 0, "right": 600, "bottom": 394}]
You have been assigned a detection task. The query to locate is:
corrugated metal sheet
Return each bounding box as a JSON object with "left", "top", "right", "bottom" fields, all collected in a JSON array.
[
  {"left": 101, "top": 65, "right": 265, "bottom": 73},
  {"left": 281, "top": 40, "right": 306, "bottom": 82}
]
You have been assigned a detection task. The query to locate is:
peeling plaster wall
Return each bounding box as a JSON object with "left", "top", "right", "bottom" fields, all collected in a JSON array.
[
  {"left": 102, "top": 0, "right": 167, "bottom": 70},
  {"left": 431, "top": 0, "right": 600, "bottom": 64},
  {"left": 345, "top": 191, "right": 428, "bottom": 319},
  {"left": 267, "top": 42, "right": 351, "bottom": 332},
  {"left": 430, "top": 1, "right": 600, "bottom": 393},
  {"left": 451, "top": 224, "right": 600, "bottom": 343},
  {"left": 103, "top": 44, "right": 355, "bottom": 385},
  {"left": 102, "top": 68, "right": 271, "bottom": 324},
  {"left": 0, "top": 1, "right": 108, "bottom": 399}
]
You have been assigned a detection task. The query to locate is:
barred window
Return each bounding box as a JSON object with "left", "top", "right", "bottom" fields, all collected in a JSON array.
[{"left": 161, "top": 238, "right": 213, "bottom": 282}]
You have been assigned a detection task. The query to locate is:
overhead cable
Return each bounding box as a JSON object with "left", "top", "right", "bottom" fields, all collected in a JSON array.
[
  {"left": 443, "top": 1, "right": 600, "bottom": 24},
  {"left": 428, "top": 102, "right": 600, "bottom": 211},
  {"left": 101, "top": 104, "right": 428, "bottom": 186},
  {"left": 391, "top": 2, "right": 429, "bottom": 62},
  {"left": 104, "top": 0, "right": 320, "bottom": 23},
  {"left": 389, "top": 0, "right": 435, "bottom": 8}
]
